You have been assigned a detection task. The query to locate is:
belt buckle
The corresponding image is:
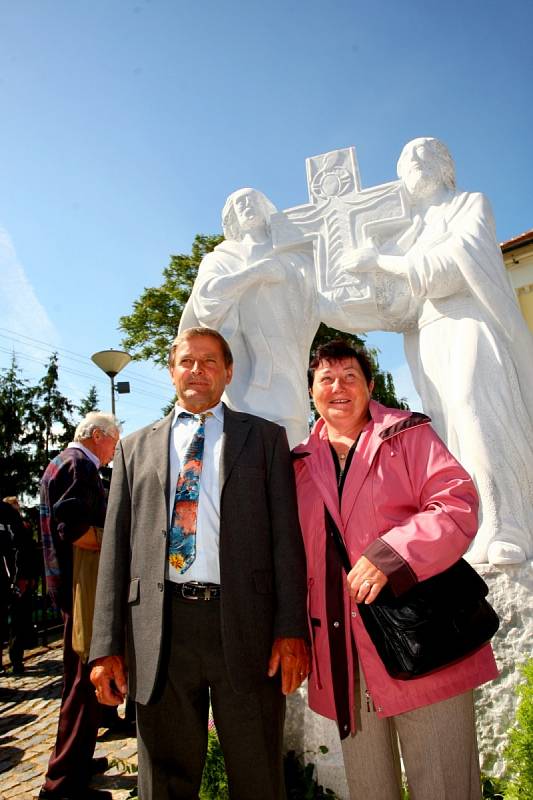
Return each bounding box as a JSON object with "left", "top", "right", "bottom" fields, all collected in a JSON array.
[
  {"left": 203, "top": 585, "right": 213, "bottom": 601},
  {"left": 181, "top": 583, "right": 199, "bottom": 601}
]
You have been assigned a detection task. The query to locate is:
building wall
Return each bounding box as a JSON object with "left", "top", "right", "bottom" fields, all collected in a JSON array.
[{"left": 503, "top": 241, "right": 533, "bottom": 333}]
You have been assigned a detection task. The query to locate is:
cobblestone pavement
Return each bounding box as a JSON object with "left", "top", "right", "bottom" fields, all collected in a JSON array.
[{"left": 0, "top": 642, "right": 138, "bottom": 800}]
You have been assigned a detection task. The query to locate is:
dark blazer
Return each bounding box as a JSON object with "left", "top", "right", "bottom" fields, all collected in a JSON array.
[{"left": 90, "top": 405, "right": 308, "bottom": 704}]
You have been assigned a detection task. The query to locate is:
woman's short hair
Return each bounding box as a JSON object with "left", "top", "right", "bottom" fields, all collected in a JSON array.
[
  {"left": 168, "top": 327, "right": 234, "bottom": 369},
  {"left": 74, "top": 412, "right": 121, "bottom": 442},
  {"left": 308, "top": 340, "right": 373, "bottom": 388}
]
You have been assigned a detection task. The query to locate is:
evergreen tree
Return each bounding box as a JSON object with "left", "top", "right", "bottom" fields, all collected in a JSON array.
[
  {"left": 78, "top": 385, "right": 100, "bottom": 416},
  {"left": 27, "top": 353, "right": 75, "bottom": 481},
  {"left": 0, "top": 355, "right": 35, "bottom": 497}
]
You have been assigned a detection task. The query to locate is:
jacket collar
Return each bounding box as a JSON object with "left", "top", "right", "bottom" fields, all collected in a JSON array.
[{"left": 293, "top": 401, "right": 430, "bottom": 531}]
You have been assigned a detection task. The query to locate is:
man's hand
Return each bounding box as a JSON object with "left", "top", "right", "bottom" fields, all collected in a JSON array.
[
  {"left": 90, "top": 655, "right": 128, "bottom": 706},
  {"left": 267, "top": 637, "right": 310, "bottom": 695},
  {"left": 346, "top": 556, "right": 388, "bottom": 604}
]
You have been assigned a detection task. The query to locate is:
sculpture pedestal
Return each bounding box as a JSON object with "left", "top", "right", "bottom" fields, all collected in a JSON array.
[
  {"left": 284, "top": 560, "right": 532, "bottom": 791},
  {"left": 285, "top": 687, "right": 349, "bottom": 799},
  {"left": 474, "top": 559, "right": 533, "bottom": 776}
]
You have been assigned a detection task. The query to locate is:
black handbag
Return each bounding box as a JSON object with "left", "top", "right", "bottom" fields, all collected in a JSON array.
[{"left": 325, "top": 509, "right": 499, "bottom": 680}]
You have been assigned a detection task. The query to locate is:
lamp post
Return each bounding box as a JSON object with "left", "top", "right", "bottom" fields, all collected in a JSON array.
[{"left": 91, "top": 349, "right": 132, "bottom": 415}]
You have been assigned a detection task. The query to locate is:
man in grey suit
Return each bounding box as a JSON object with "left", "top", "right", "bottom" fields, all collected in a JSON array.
[{"left": 90, "top": 327, "right": 309, "bottom": 800}]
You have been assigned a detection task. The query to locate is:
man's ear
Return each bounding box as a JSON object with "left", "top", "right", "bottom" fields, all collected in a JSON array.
[
  {"left": 225, "top": 364, "right": 234, "bottom": 385},
  {"left": 369, "top": 379, "right": 375, "bottom": 395}
]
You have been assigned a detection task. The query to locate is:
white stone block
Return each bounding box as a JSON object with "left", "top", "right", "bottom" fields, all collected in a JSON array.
[{"left": 474, "top": 560, "right": 533, "bottom": 776}]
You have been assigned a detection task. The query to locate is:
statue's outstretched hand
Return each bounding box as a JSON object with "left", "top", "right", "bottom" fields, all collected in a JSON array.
[{"left": 339, "top": 245, "right": 379, "bottom": 274}]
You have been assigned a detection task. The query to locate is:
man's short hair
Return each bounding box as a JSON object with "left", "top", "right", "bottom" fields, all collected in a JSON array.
[
  {"left": 168, "top": 327, "right": 234, "bottom": 369},
  {"left": 74, "top": 412, "right": 122, "bottom": 442},
  {"left": 308, "top": 340, "right": 374, "bottom": 388},
  {"left": 221, "top": 188, "right": 277, "bottom": 242}
]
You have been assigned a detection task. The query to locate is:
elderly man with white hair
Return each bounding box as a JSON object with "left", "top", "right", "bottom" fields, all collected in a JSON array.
[{"left": 39, "top": 411, "right": 121, "bottom": 800}]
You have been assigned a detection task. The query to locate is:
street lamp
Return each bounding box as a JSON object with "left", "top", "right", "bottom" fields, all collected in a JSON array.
[{"left": 91, "top": 349, "right": 132, "bottom": 415}]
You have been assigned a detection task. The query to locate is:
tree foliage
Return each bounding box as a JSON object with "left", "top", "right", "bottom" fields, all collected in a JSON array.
[
  {"left": 78, "top": 385, "right": 100, "bottom": 416},
  {"left": 27, "top": 353, "right": 75, "bottom": 470},
  {"left": 120, "top": 234, "right": 223, "bottom": 368},
  {"left": 0, "top": 356, "right": 35, "bottom": 497},
  {"left": 0, "top": 354, "right": 83, "bottom": 498},
  {"left": 120, "top": 234, "right": 407, "bottom": 409}
]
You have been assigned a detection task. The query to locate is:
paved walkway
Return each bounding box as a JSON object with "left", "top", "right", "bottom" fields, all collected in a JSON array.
[{"left": 0, "top": 642, "right": 138, "bottom": 800}]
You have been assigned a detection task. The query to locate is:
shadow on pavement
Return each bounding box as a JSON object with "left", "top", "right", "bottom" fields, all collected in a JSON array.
[
  {"left": 27, "top": 658, "right": 63, "bottom": 675},
  {"left": 0, "top": 712, "right": 38, "bottom": 737},
  {"left": 0, "top": 744, "right": 24, "bottom": 772}
]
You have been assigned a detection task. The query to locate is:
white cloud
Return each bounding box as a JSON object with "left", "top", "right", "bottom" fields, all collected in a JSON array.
[{"left": 0, "top": 226, "right": 59, "bottom": 353}]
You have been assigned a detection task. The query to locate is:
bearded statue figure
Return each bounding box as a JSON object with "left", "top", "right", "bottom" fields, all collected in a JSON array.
[{"left": 343, "top": 137, "right": 533, "bottom": 565}]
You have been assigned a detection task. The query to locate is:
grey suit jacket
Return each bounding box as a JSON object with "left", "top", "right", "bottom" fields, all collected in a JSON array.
[{"left": 90, "top": 405, "right": 308, "bottom": 704}]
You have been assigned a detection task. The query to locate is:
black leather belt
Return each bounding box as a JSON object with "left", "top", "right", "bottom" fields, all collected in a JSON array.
[{"left": 167, "top": 581, "right": 221, "bottom": 600}]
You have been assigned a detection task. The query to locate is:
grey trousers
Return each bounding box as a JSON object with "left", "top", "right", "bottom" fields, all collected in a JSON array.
[
  {"left": 136, "top": 591, "right": 286, "bottom": 800},
  {"left": 341, "top": 666, "right": 482, "bottom": 800}
]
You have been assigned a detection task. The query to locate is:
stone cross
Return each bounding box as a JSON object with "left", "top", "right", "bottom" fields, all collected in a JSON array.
[{"left": 271, "top": 147, "right": 410, "bottom": 292}]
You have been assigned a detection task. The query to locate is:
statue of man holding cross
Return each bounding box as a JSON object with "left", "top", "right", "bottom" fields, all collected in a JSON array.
[{"left": 342, "top": 137, "right": 533, "bottom": 565}]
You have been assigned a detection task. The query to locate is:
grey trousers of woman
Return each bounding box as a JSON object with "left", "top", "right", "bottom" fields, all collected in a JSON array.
[{"left": 341, "top": 666, "right": 482, "bottom": 800}]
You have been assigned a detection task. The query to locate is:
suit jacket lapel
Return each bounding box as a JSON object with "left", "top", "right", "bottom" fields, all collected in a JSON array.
[
  {"left": 220, "top": 405, "right": 251, "bottom": 490},
  {"left": 149, "top": 412, "right": 173, "bottom": 500}
]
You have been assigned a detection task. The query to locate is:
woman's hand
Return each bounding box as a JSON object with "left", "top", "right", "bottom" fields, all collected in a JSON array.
[{"left": 346, "top": 556, "right": 388, "bottom": 603}]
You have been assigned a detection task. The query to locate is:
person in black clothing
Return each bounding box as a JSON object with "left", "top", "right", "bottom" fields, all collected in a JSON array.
[{"left": 0, "top": 497, "right": 37, "bottom": 673}]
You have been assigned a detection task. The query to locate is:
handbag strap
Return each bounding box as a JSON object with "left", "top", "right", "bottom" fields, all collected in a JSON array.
[{"left": 324, "top": 507, "right": 352, "bottom": 575}]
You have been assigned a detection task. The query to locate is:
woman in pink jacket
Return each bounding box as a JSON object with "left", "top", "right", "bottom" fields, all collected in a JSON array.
[{"left": 293, "top": 340, "right": 498, "bottom": 800}]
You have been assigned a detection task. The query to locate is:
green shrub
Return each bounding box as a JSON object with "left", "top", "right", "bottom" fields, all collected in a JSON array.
[
  {"left": 200, "top": 729, "right": 229, "bottom": 799},
  {"left": 284, "top": 748, "right": 338, "bottom": 799},
  {"left": 504, "top": 658, "right": 533, "bottom": 798}
]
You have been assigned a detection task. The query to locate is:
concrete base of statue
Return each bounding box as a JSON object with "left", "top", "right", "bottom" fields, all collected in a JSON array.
[
  {"left": 284, "top": 560, "right": 532, "bottom": 792},
  {"left": 284, "top": 686, "right": 349, "bottom": 799},
  {"left": 474, "top": 559, "right": 533, "bottom": 776}
]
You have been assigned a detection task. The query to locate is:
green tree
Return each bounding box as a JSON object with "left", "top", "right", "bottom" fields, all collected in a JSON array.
[
  {"left": 27, "top": 353, "right": 75, "bottom": 481},
  {"left": 120, "top": 234, "right": 223, "bottom": 368},
  {"left": 0, "top": 355, "right": 35, "bottom": 497},
  {"left": 78, "top": 385, "right": 100, "bottom": 416},
  {"left": 120, "top": 234, "right": 407, "bottom": 409}
]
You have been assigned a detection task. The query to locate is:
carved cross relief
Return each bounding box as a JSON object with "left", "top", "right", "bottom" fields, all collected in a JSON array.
[{"left": 271, "top": 147, "right": 410, "bottom": 292}]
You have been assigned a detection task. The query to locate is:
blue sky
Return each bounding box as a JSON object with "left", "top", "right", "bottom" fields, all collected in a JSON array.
[{"left": 1, "top": 0, "right": 531, "bottom": 434}]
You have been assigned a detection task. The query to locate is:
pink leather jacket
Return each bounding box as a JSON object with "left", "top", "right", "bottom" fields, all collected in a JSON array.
[{"left": 293, "top": 401, "right": 498, "bottom": 730}]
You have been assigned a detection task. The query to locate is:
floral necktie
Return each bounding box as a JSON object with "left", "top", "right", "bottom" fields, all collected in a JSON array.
[{"left": 168, "top": 412, "right": 211, "bottom": 574}]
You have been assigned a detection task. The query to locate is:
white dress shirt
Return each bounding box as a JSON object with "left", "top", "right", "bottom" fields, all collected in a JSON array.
[{"left": 166, "top": 401, "right": 224, "bottom": 584}]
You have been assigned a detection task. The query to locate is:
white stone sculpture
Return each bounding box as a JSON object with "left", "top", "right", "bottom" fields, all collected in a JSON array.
[
  {"left": 179, "top": 188, "right": 320, "bottom": 448},
  {"left": 180, "top": 186, "right": 398, "bottom": 448},
  {"left": 271, "top": 147, "right": 417, "bottom": 334},
  {"left": 342, "top": 137, "right": 533, "bottom": 565}
]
